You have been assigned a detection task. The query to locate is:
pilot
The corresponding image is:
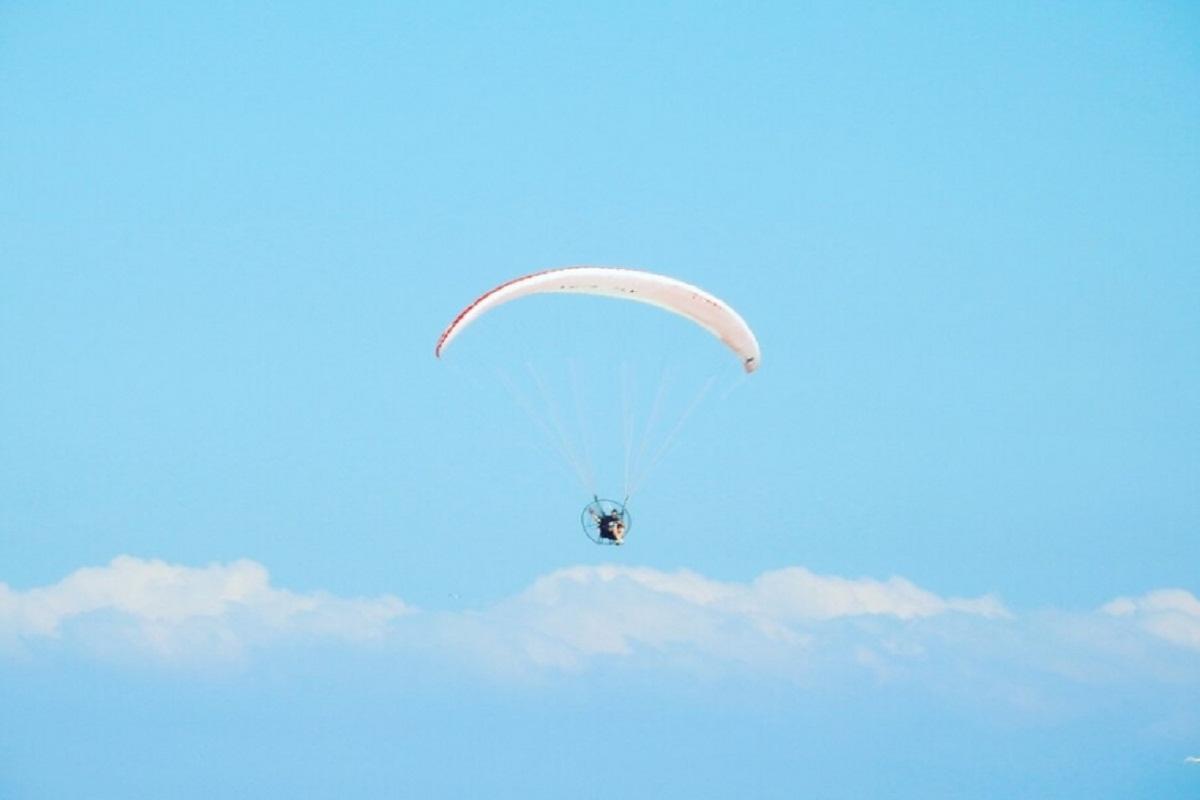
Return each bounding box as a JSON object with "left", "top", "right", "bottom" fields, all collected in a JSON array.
[{"left": 598, "top": 510, "right": 626, "bottom": 544}]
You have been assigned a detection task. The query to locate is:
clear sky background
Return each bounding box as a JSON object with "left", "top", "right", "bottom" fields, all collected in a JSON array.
[{"left": 2, "top": 2, "right": 1198, "bottom": 798}]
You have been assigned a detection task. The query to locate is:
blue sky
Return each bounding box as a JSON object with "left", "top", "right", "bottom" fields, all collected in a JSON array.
[{"left": 2, "top": 2, "right": 1198, "bottom": 798}]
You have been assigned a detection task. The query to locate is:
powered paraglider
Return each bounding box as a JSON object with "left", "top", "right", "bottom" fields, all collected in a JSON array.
[{"left": 436, "top": 266, "right": 760, "bottom": 546}]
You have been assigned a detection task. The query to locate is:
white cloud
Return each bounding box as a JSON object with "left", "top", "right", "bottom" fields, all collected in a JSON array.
[
  {"left": 0, "top": 556, "right": 409, "bottom": 661},
  {"left": 1, "top": 557, "right": 1197, "bottom": 692},
  {"left": 740, "top": 566, "right": 1010, "bottom": 620},
  {"left": 1101, "top": 589, "right": 1200, "bottom": 651},
  {"left": 466, "top": 564, "right": 1009, "bottom": 671},
  {"left": 522, "top": 564, "right": 1010, "bottom": 621}
]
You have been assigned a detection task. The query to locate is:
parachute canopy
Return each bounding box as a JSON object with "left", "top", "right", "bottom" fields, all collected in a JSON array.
[{"left": 435, "top": 266, "right": 761, "bottom": 373}]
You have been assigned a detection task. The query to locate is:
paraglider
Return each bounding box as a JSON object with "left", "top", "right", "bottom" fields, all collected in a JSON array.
[
  {"left": 436, "top": 266, "right": 759, "bottom": 545},
  {"left": 581, "top": 496, "right": 630, "bottom": 545},
  {"left": 435, "top": 266, "right": 761, "bottom": 372}
]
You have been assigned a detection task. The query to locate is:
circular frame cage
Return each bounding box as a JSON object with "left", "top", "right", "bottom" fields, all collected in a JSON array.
[{"left": 581, "top": 497, "right": 632, "bottom": 546}]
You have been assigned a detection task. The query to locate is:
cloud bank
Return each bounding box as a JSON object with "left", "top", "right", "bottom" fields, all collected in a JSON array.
[
  {"left": 2, "top": 557, "right": 1198, "bottom": 690},
  {"left": 0, "top": 556, "right": 408, "bottom": 661},
  {"left": 448, "top": 564, "right": 1009, "bottom": 674},
  {"left": 1102, "top": 589, "right": 1200, "bottom": 651}
]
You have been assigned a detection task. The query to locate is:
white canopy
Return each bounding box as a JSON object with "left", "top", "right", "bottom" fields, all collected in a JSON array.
[{"left": 436, "top": 266, "right": 761, "bottom": 373}]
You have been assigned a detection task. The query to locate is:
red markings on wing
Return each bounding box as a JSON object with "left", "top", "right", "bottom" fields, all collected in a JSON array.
[{"left": 435, "top": 268, "right": 563, "bottom": 357}]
